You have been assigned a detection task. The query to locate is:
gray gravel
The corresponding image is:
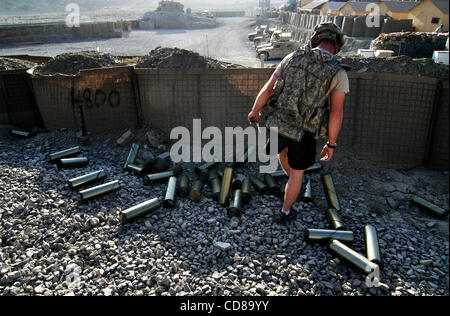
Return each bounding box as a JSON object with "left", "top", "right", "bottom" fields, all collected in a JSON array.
[{"left": 0, "top": 126, "right": 448, "bottom": 296}]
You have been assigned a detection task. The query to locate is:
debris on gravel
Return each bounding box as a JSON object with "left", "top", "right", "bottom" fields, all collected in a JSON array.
[{"left": 0, "top": 126, "right": 448, "bottom": 296}]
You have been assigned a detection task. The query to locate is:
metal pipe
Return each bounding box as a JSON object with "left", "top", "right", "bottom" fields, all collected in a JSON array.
[
  {"left": 264, "top": 174, "right": 279, "bottom": 196},
  {"left": 235, "top": 145, "right": 256, "bottom": 165},
  {"left": 143, "top": 165, "right": 183, "bottom": 185},
  {"left": 302, "top": 177, "right": 313, "bottom": 202},
  {"left": 364, "top": 225, "right": 383, "bottom": 269},
  {"left": 219, "top": 167, "right": 233, "bottom": 206},
  {"left": 56, "top": 157, "right": 89, "bottom": 169},
  {"left": 322, "top": 173, "right": 341, "bottom": 211},
  {"left": 79, "top": 180, "right": 120, "bottom": 201},
  {"left": 326, "top": 208, "right": 347, "bottom": 230},
  {"left": 123, "top": 143, "right": 139, "bottom": 169},
  {"left": 68, "top": 169, "right": 107, "bottom": 190},
  {"left": 228, "top": 190, "right": 243, "bottom": 218},
  {"left": 49, "top": 146, "right": 82, "bottom": 163},
  {"left": 250, "top": 175, "right": 269, "bottom": 195},
  {"left": 189, "top": 180, "right": 203, "bottom": 203},
  {"left": 411, "top": 195, "right": 449, "bottom": 219},
  {"left": 163, "top": 177, "right": 177, "bottom": 208},
  {"left": 241, "top": 177, "right": 252, "bottom": 204},
  {"left": 305, "top": 229, "right": 354, "bottom": 243},
  {"left": 209, "top": 177, "right": 221, "bottom": 201},
  {"left": 177, "top": 175, "right": 190, "bottom": 197},
  {"left": 328, "top": 240, "right": 379, "bottom": 274},
  {"left": 120, "top": 197, "right": 161, "bottom": 223}
]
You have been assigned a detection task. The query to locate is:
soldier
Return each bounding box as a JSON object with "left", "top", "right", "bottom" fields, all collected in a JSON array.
[{"left": 248, "top": 23, "right": 350, "bottom": 223}]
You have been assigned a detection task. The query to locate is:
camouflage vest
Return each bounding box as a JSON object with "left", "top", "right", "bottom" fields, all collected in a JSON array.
[{"left": 264, "top": 46, "right": 345, "bottom": 142}]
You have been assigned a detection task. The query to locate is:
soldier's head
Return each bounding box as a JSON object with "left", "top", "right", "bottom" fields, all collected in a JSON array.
[{"left": 310, "top": 22, "right": 345, "bottom": 55}]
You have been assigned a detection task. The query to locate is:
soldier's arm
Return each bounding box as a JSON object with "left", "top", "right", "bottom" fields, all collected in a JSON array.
[
  {"left": 248, "top": 68, "right": 281, "bottom": 124},
  {"left": 320, "top": 91, "right": 345, "bottom": 162}
]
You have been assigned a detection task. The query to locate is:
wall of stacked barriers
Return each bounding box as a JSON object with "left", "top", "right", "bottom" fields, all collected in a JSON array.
[{"left": 0, "top": 66, "right": 448, "bottom": 170}]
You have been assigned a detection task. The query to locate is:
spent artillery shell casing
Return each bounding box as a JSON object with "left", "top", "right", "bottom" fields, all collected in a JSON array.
[
  {"left": 143, "top": 165, "right": 183, "bottom": 185},
  {"left": 269, "top": 169, "right": 288, "bottom": 178},
  {"left": 219, "top": 167, "right": 233, "bottom": 206},
  {"left": 10, "top": 129, "right": 33, "bottom": 139},
  {"left": 250, "top": 175, "right": 269, "bottom": 195},
  {"left": 364, "top": 225, "right": 383, "bottom": 269},
  {"left": 264, "top": 174, "right": 279, "bottom": 196},
  {"left": 328, "top": 240, "right": 379, "bottom": 274},
  {"left": 153, "top": 156, "right": 171, "bottom": 173},
  {"left": 228, "top": 190, "right": 243, "bottom": 218},
  {"left": 305, "top": 162, "right": 322, "bottom": 173},
  {"left": 326, "top": 208, "right": 347, "bottom": 230},
  {"left": 120, "top": 197, "right": 161, "bottom": 223},
  {"left": 209, "top": 177, "right": 221, "bottom": 201},
  {"left": 68, "top": 169, "right": 107, "bottom": 190},
  {"left": 163, "top": 177, "right": 177, "bottom": 208},
  {"left": 126, "top": 161, "right": 153, "bottom": 177},
  {"left": 305, "top": 229, "right": 354, "bottom": 243},
  {"left": 56, "top": 157, "right": 89, "bottom": 169},
  {"left": 322, "top": 173, "right": 341, "bottom": 211},
  {"left": 208, "top": 168, "right": 219, "bottom": 181},
  {"left": 235, "top": 145, "right": 256, "bottom": 165},
  {"left": 411, "top": 196, "right": 449, "bottom": 219},
  {"left": 123, "top": 143, "right": 139, "bottom": 169},
  {"left": 189, "top": 180, "right": 203, "bottom": 203},
  {"left": 79, "top": 180, "right": 120, "bottom": 201},
  {"left": 302, "top": 177, "right": 313, "bottom": 202},
  {"left": 241, "top": 177, "right": 252, "bottom": 204},
  {"left": 177, "top": 175, "right": 190, "bottom": 197},
  {"left": 49, "top": 146, "right": 82, "bottom": 163},
  {"left": 232, "top": 178, "right": 243, "bottom": 191}
]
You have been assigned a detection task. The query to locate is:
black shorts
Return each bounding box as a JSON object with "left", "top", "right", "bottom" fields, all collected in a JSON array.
[{"left": 276, "top": 132, "right": 316, "bottom": 170}]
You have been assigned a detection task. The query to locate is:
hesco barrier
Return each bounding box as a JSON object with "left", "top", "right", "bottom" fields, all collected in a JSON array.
[
  {"left": 135, "top": 68, "right": 270, "bottom": 134},
  {"left": 0, "top": 69, "right": 43, "bottom": 128},
  {"left": 15, "top": 65, "right": 449, "bottom": 170},
  {"left": 341, "top": 72, "right": 441, "bottom": 169},
  {"left": 30, "top": 66, "right": 139, "bottom": 132},
  {"left": 135, "top": 68, "right": 448, "bottom": 170}
]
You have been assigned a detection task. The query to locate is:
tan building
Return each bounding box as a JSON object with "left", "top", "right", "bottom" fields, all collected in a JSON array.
[
  {"left": 327, "top": 1, "right": 348, "bottom": 15},
  {"left": 408, "top": 0, "right": 449, "bottom": 32},
  {"left": 299, "top": 0, "right": 329, "bottom": 14},
  {"left": 339, "top": 1, "right": 378, "bottom": 16},
  {"left": 378, "top": 1, "right": 421, "bottom": 19}
]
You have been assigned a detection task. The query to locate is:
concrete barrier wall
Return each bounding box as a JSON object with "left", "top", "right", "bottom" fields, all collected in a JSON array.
[
  {"left": 5, "top": 66, "right": 445, "bottom": 170},
  {"left": 0, "top": 21, "right": 123, "bottom": 45}
]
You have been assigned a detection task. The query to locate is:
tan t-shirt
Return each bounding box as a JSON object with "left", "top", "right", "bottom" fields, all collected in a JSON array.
[{"left": 277, "top": 48, "right": 350, "bottom": 95}]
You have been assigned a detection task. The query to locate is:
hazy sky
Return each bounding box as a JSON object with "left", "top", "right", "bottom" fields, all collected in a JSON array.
[{"left": 1, "top": 0, "right": 289, "bottom": 13}]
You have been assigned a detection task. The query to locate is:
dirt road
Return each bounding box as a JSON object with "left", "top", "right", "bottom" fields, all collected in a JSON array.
[{"left": 0, "top": 17, "right": 266, "bottom": 68}]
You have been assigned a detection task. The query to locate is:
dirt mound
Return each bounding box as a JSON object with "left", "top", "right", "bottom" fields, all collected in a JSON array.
[
  {"left": 135, "top": 47, "right": 246, "bottom": 69},
  {"left": 34, "top": 51, "right": 123, "bottom": 76},
  {"left": 340, "top": 55, "right": 449, "bottom": 80},
  {"left": 141, "top": 11, "right": 217, "bottom": 29},
  {"left": 0, "top": 57, "right": 36, "bottom": 71}
]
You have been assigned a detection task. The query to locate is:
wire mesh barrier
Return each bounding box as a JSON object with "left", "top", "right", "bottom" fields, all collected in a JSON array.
[
  {"left": 2, "top": 66, "right": 446, "bottom": 170},
  {"left": 0, "top": 69, "right": 43, "bottom": 129}
]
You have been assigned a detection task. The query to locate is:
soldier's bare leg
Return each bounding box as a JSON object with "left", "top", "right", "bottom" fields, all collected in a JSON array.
[
  {"left": 282, "top": 167, "right": 304, "bottom": 213},
  {"left": 278, "top": 148, "right": 290, "bottom": 177}
]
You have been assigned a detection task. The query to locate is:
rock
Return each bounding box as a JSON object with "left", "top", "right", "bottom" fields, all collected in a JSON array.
[
  {"left": 420, "top": 259, "right": 433, "bottom": 267},
  {"left": 34, "top": 285, "right": 45, "bottom": 294},
  {"left": 213, "top": 241, "right": 232, "bottom": 251},
  {"left": 146, "top": 128, "right": 167, "bottom": 149},
  {"left": 387, "top": 197, "right": 399, "bottom": 209}
]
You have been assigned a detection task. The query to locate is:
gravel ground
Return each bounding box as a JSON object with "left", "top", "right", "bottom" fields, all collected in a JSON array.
[{"left": 0, "top": 126, "right": 448, "bottom": 296}]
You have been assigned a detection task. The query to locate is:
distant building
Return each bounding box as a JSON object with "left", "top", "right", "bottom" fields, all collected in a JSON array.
[
  {"left": 378, "top": 1, "right": 421, "bottom": 19},
  {"left": 327, "top": 1, "right": 349, "bottom": 15},
  {"left": 339, "top": 1, "right": 377, "bottom": 15},
  {"left": 156, "top": 1, "right": 184, "bottom": 13},
  {"left": 299, "top": 0, "right": 329, "bottom": 14},
  {"left": 408, "top": 0, "right": 448, "bottom": 32}
]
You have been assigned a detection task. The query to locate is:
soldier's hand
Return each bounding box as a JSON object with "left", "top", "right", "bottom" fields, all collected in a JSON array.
[
  {"left": 248, "top": 110, "right": 260, "bottom": 125},
  {"left": 320, "top": 144, "right": 334, "bottom": 162}
]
